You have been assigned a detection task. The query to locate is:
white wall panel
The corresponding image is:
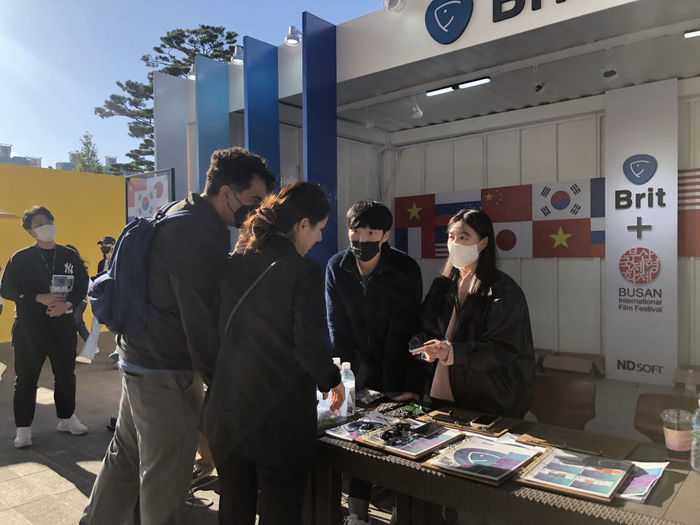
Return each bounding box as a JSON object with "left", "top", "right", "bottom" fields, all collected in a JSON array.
[
  {"left": 499, "top": 259, "right": 521, "bottom": 286},
  {"left": 486, "top": 130, "right": 520, "bottom": 187},
  {"left": 453, "top": 135, "right": 484, "bottom": 191},
  {"left": 521, "top": 259, "right": 557, "bottom": 351},
  {"left": 557, "top": 117, "right": 597, "bottom": 181},
  {"left": 396, "top": 145, "right": 424, "bottom": 197},
  {"left": 425, "top": 141, "right": 453, "bottom": 194},
  {"left": 521, "top": 124, "right": 557, "bottom": 184},
  {"left": 558, "top": 259, "right": 601, "bottom": 355},
  {"left": 280, "top": 125, "right": 301, "bottom": 186}
]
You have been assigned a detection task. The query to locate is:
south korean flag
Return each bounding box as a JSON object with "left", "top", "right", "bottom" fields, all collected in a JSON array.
[{"left": 532, "top": 179, "right": 591, "bottom": 221}]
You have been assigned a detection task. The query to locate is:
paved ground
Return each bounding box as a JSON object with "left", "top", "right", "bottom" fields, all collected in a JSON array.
[{"left": 0, "top": 333, "right": 680, "bottom": 524}]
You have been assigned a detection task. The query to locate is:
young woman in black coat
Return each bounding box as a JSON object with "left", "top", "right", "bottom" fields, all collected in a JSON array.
[
  {"left": 202, "top": 182, "right": 345, "bottom": 525},
  {"left": 417, "top": 209, "right": 535, "bottom": 419}
]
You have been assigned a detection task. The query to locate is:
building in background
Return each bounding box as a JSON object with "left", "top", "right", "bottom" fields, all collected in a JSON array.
[
  {"left": 104, "top": 155, "right": 117, "bottom": 173},
  {"left": 0, "top": 144, "right": 42, "bottom": 168}
]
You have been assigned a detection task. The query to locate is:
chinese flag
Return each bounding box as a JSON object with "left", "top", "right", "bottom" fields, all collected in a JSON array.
[
  {"left": 394, "top": 195, "right": 435, "bottom": 228},
  {"left": 679, "top": 210, "right": 700, "bottom": 256},
  {"left": 481, "top": 185, "right": 532, "bottom": 223},
  {"left": 533, "top": 219, "right": 592, "bottom": 258}
]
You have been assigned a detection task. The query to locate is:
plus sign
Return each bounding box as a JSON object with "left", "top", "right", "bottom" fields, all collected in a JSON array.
[{"left": 627, "top": 217, "right": 652, "bottom": 239}]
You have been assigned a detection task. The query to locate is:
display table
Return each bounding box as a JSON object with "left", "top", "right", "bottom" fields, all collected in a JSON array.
[{"left": 304, "top": 410, "right": 700, "bottom": 525}]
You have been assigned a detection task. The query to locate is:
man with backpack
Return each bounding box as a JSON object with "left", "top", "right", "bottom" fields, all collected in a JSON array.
[{"left": 81, "top": 147, "right": 276, "bottom": 525}]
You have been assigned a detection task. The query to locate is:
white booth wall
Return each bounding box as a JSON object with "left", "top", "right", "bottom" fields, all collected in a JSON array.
[{"left": 226, "top": 78, "right": 700, "bottom": 367}]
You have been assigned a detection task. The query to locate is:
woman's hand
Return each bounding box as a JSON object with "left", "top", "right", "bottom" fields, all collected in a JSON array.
[
  {"left": 421, "top": 339, "right": 452, "bottom": 363},
  {"left": 324, "top": 382, "right": 346, "bottom": 413}
]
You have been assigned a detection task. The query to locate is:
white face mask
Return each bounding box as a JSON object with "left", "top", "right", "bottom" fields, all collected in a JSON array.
[
  {"left": 448, "top": 241, "right": 481, "bottom": 269},
  {"left": 34, "top": 224, "right": 57, "bottom": 243}
]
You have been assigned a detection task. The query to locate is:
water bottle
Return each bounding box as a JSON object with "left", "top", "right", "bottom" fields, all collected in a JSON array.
[
  {"left": 333, "top": 357, "right": 341, "bottom": 370},
  {"left": 341, "top": 362, "right": 356, "bottom": 417},
  {"left": 691, "top": 398, "right": 700, "bottom": 472},
  {"left": 686, "top": 369, "right": 697, "bottom": 397}
]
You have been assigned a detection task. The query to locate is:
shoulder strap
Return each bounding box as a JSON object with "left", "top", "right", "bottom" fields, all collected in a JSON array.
[{"left": 223, "top": 259, "right": 285, "bottom": 336}]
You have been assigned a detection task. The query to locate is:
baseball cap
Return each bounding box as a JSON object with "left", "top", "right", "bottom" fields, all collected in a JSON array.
[{"left": 97, "top": 236, "right": 116, "bottom": 245}]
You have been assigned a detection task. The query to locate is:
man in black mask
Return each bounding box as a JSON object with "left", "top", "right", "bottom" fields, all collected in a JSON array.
[
  {"left": 81, "top": 148, "right": 276, "bottom": 525},
  {"left": 325, "top": 200, "right": 425, "bottom": 525}
]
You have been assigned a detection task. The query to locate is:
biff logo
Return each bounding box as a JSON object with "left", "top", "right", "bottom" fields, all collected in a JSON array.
[{"left": 617, "top": 360, "right": 664, "bottom": 374}]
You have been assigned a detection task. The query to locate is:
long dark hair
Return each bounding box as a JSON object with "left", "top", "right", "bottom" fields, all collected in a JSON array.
[
  {"left": 441, "top": 209, "right": 498, "bottom": 295},
  {"left": 236, "top": 181, "right": 330, "bottom": 254}
]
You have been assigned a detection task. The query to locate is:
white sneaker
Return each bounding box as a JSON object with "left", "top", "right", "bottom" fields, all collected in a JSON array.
[
  {"left": 57, "top": 414, "right": 88, "bottom": 435},
  {"left": 343, "top": 515, "right": 370, "bottom": 525},
  {"left": 14, "top": 427, "right": 32, "bottom": 448},
  {"left": 95, "top": 347, "right": 100, "bottom": 354},
  {"left": 75, "top": 356, "right": 93, "bottom": 364}
]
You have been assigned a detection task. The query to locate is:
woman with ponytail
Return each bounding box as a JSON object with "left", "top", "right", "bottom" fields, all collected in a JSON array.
[{"left": 203, "top": 181, "right": 345, "bottom": 525}]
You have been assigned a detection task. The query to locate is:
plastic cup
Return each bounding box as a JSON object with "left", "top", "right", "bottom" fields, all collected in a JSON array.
[{"left": 661, "top": 408, "right": 693, "bottom": 459}]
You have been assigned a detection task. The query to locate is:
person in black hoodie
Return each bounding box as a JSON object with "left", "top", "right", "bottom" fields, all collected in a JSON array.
[
  {"left": 417, "top": 208, "right": 535, "bottom": 419},
  {"left": 0, "top": 206, "right": 90, "bottom": 448},
  {"left": 203, "top": 182, "right": 344, "bottom": 525}
]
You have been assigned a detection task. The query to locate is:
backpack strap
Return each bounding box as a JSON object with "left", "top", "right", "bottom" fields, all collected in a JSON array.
[{"left": 224, "top": 259, "right": 286, "bottom": 336}]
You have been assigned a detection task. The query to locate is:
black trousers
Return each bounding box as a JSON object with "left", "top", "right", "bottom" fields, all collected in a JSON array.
[
  {"left": 12, "top": 317, "right": 77, "bottom": 427},
  {"left": 216, "top": 451, "right": 308, "bottom": 525}
]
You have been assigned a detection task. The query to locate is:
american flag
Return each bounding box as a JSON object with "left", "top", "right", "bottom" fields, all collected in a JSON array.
[
  {"left": 435, "top": 226, "right": 449, "bottom": 257},
  {"left": 679, "top": 169, "right": 700, "bottom": 210}
]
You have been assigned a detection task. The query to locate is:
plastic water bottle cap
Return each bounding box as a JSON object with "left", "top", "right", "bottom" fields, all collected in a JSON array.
[
  {"left": 342, "top": 362, "right": 351, "bottom": 369},
  {"left": 333, "top": 357, "right": 341, "bottom": 365}
]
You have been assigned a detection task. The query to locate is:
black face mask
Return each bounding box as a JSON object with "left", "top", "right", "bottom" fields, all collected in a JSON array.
[
  {"left": 350, "top": 240, "right": 381, "bottom": 262},
  {"left": 100, "top": 245, "right": 112, "bottom": 255},
  {"left": 228, "top": 191, "right": 254, "bottom": 228}
]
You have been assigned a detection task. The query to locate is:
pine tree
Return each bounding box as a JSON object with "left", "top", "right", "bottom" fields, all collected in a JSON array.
[{"left": 96, "top": 25, "right": 238, "bottom": 175}]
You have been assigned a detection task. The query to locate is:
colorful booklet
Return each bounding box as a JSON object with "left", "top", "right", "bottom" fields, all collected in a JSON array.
[
  {"left": 423, "top": 436, "right": 542, "bottom": 485},
  {"left": 616, "top": 461, "right": 669, "bottom": 503},
  {"left": 355, "top": 420, "right": 464, "bottom": 460},
  {"left": 325, "top": 411, "right": 400, "bottom": 441},
  {"left": 517, "top": 448, "right": 633, "bottom": 502}
]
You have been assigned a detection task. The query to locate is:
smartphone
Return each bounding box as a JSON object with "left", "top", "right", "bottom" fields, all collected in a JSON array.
[
  {"left": 411, "top": 422, "right": 442, "bottom": 437},
  {"left": 470, "top": 414, "right": 501, "bottom": 429}
]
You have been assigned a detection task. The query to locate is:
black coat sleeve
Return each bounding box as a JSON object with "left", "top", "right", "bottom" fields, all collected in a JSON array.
[
  {"left": 0, "top": 254, "right": 36, "bottom": 305},
  {"left": 325, "top": 263, "right": 356, "bottom": 364},
  {"left": 295, "top": 261, "right": 341, "bottom": 393},
  {"left": 382, "top": 260, "right": 423, "bottom": 393},
  {"left": 451, "top": 288, "right": 533, "bottom": 374},
  {"left": 420, "top": 277, "right": 451, "bottom": 341}
]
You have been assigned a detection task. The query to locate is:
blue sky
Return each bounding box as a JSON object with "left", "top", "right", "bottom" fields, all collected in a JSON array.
[{"left": 0, "top": 0, "right": 380, "bottom": 169}]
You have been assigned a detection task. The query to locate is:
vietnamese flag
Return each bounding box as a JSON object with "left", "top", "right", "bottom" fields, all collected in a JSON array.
[
  {"left": 481, "top": 185, "right": 532, "bottom": 223},
  {"left": 394, "top": 194, "right": 436, "bottom": 258},
  {"left": 533, "top": 218, "right": 592, "bottom": 258}
]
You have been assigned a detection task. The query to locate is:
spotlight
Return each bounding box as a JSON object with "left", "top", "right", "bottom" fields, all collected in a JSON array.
[
  {"left": 685, "top": 29, "right": 700, "bottom": 39},
  {"left": 410, "top": 96, "right": 423, "bottom": 120},
  {"left": 285, "top": 26, "right": 302, "bottom": 46},
  {"left": 602, "top": 48, "right": 619, "bottom": 82},
  {"left": 383, "top": 0, "right": 406, "bottom": 12},
  {"left": 363, "top": 107, "right": 375, "bottom": 129},
  {"left": 187, "top": 65, "right": 196, "bottom": 80},
  {"left": 230, "top": 46, "right": 244, "bottom": 65},
  {"left": 532, "top": 66, "right": 547, "bottom": 95}
]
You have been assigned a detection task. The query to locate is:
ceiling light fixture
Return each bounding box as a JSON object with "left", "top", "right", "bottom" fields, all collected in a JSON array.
[
  {"left": 383, "top": 0, "right": 406, "bottom": 12},
  {"left": 230, "top": 45, "right": 244, "bottom": 65},
  {"left": 458, "top": 77, "right": 491, "bottom": 89},
  {"left": 363, "top": 107, "right": 375, "bottom": 129},
  {"left": 426, "top": 86, "right": 455, "bottom": 97},
  {"left": 601, "top": 48, "right": 619, "bottom": 82},
  {"left": 410, "top": 96, "right": 423, "bottom": 119},
  {"left": 285, "top": 26, "right": 302, "bottom": 46},
  {"left": 685, "top": 29, "right": 700, "bottom": 39},
  {"left": 532, "top": 65, "right": 547, "bottom": 95}
]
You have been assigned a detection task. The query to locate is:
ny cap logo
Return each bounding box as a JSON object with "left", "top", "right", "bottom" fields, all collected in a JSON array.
[{"left": 425, "top": 0, "right": 473, "bottom": 45}]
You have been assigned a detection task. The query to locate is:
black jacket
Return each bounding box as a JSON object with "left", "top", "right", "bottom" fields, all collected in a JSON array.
[
  {"left": 325, "top": 243, "right": 423, "bottom": 393},
  {"left": 202, "top": 235, "right": 340, "bottom": 468},
  {"left": 1, "top": 244, "right": 89, "bottom": 346},
  {"left": 421, "top": 270, "right": 535, "bottom": 418},
  {"left": 121, "top": 193, "right": 230, "bottom": 376}
]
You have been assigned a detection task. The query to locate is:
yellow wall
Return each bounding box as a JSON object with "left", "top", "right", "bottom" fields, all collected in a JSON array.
[{"left": 0, "top": 165, "right": 125, "bottom": 342}]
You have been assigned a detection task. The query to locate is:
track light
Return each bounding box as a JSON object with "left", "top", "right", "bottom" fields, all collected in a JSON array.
[
  {"left": 685, "top": 29, "right": 700, "bottom": 39},
  {"left": 383, "top": 0, "right": 406, "bottom": 12},
  {"left": 410, "top": 96, "right": 423, "bottom": 120},
  {"left": 230, "top": 46, "right": 244, "bottom": 65},
  {"left": 532, "top": 66, "right": 547, "bottom": 95},
  {"left": 602, "top": 48, "right": 619, "bottom": 82},
  {"left": 187, "top": 65, "right": 196, "bottom": 80},
  {"left": 285, "top": 26, "right": 302, "bottom": 46},
  {"left": 426, "top": 77, "right": 491, "bottom": 97},
  {"left": 363, "top": 107, "right": 375, "bottom": 129}
]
